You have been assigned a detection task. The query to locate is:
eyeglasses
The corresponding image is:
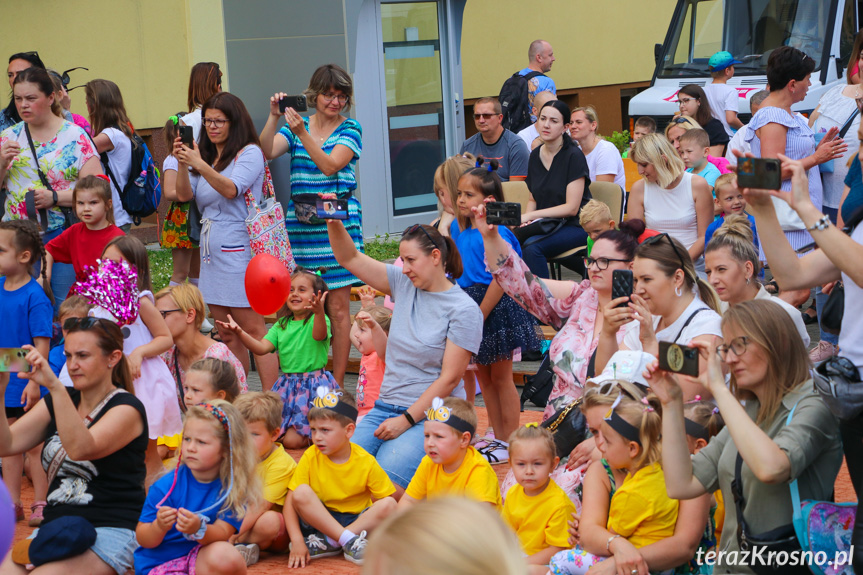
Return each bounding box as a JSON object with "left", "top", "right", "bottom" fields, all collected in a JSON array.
[
  {"left": 641, "top": 233, "right": 688, "bottom": 272},
  {"left": 60, "top": 67, "right": 88, "bottom": 88},
  {"left": 159, "top": 308, "right": 183, "bottom": 319},
  {"left": 671, "top": 116, "right": 693, "bottom": 125},
  {"left": 678, "top": 97, "right": 696, "bottom": 106},
  {"left": 202, "top": 117, "right": 229, "bottom": 128},
  {"left": 582, "top": 256, "right": 632, "bottom": 270},
  {"left": 716, "top": 336, "right": 749, "bottom": 361},
  {"left": 473, "top": 113, "right": 499, "bottom": 120},
  {"left": 63, "top": 316, "right": 114, "bottom": 333},
  {"left": 320, "top": 92, "right": 348, "bottom": 104},
  {"left": 403, "top": 224, "right": 440, "bottom": 252}
]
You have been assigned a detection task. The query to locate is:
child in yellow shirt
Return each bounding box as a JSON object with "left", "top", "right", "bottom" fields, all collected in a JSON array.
[
  {"left": 399, "top": 397, "right": 501, "bottom": 509},
  {"left": 285, "top": 388, "right": 396, "bottom": 567},
  {"left": 503, "top": 424, "right": 575, "bottom": 570},
  {"left": 232, "top": 391, "right": 298, "bottom": 564}
]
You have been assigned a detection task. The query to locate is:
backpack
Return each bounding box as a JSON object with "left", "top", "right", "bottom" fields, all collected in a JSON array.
[
  {"left": 499, "top": 70, "right": 544, "bottom": 134},
  {"left": 101, "top": 131, "right": 162, "bottom": 226}
]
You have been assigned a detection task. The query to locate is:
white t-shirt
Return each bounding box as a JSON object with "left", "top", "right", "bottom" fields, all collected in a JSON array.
[
  {"left": 725, "top": 127, "right": 750, "bottom": 166},
  {"left": 182, "top": 107, "right": 203, "bottom": 142},
  {"left": 583, "top": 139, "right": 626, "bottom": 190},
  {"left": 623, "top": 298, "right": 722, "bottom": 351},
  {"left": 163, "top": 155, "right": 178, "bottom": 173},
  {"left": 718, "top": 286, "right": 810, "bottom": 347},
  {"left": 517, "top": 123, "right": 539, "bottom": 150},
  {"left": 840, "top": 223, "right": 863, "bottom": 372},
  {"left": 100, "top": 127, "right": 133, "bottom": 228},
  {"left": 702, "top": 83, "right": 739, "bottom": 137}
]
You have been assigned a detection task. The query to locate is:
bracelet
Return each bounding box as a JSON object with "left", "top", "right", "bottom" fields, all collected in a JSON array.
[
  {"left": 606, "top": 534, "right": 621, "bottom": 552},
  {"left": 807, "top": 215, "right": 831, "bottom": 232},
  {"left": 182, "top": 514, "right": 210, "bottom": 541},
  {"left": 51, "top": 190, "right": 58, "bottom": 206},
  {"left": 403, "top": 410, "right": 416, "bottom": 426}
]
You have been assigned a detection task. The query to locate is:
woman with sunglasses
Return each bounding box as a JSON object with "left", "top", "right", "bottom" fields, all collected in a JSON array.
[
  {"left": 259, "top": 64, "right": 363, "bottom": 387},
  {"left": 648, "top": 300, "right": 843, "bottom": 575},
  {"left": 0, "top": 318, "right": 148, "bottom": 575},
  {"left": 597, "top": 231, "right": 722, "bottom": 400},
  {"left": 174, "top": 92, "right": 280, "bottom": 391},
  {"left": 326, "top": 218, "right": 482, "bottom": 496},
  {"left": 745, "top": 154, "right": 863, "bottom": 567},
  {"left": 676, "top": 85, "right": 729, "bottom": 157},
  {"left": 627, "top": 133, "right": 714, "bottom": 271}
]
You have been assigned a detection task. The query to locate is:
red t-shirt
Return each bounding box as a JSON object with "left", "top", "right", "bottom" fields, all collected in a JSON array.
[{"left": 46, "top": 223, "right": 126, "bottom": 283}]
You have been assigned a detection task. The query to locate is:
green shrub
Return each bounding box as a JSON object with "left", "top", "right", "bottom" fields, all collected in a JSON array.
[{"left": 607, "top": 129, "right": 631, "bottom": 155}]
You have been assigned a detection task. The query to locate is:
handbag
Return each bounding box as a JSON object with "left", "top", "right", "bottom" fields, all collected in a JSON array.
[
  {"left": 243, "top": 152, "right": 296, "bottom": 272},
  {"left": 514, "top": 217, "right": 568, "bottom": 246},
  {"left": 818, "top": 107, "right": 859, "bottom": 174},
  {"left": 540, "top": 396, "right": 587, "bottom": 460},
  {"left": 521, "top": 351, "right": 555, "bottom": 408},
  {"left": 813, "top": 356, "right": 863, "bottom": 420},
  {"left": 23, "top": 124, "right": 78, "bottom": 231}
]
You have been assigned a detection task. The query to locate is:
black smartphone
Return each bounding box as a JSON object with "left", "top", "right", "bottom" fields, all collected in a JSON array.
[
  {"left": 485, "top": 201, "right": 521, "bottom": 226},
  {"left": 736, "top": 158, "right": 781, "bottom": 190},
  {"left": 658, "top": 341, "right": 699, "bottom": 377},
  {"left": 178, "top": 125, "right": 194, "bottom": 148},
  {"left": 279, "top": 94, "right": 308, "bottom": 113},
  {"left": 316, "top": 198, "right": 348, "bottom": 220},
  {"left": 611, "top": 269, "right": 633, "bottom": 308}
]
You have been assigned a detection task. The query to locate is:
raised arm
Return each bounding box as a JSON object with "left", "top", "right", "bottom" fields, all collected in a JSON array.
[
  {"left": 325, "top": 220, "right": 390, "bottom": 294},
  {"left": 0, "top": 373, "right": 52, "bottom": 457},
  {"left": 259, "top": 93, "right": 291, "bottom": 160},
  {"left": 174, "top": 140, "right": 238, "bottom": 200}
]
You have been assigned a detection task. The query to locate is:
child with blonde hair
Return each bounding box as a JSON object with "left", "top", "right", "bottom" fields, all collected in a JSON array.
[
  {"left": 704, "top": 174, "right": 758, "bottom": 248},
  {"left": 432, "top": 153, "right": 475, "bottom": 235},
  {"left": 578, "top": 200, "right": 615, "bottom": 256},
  {"left": 351, "top": 305, "right": 392, "bottom": 419}
]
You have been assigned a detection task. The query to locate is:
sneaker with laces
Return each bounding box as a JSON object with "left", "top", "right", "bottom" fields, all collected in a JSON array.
[
  {"left": 235, "top": 543, "right": 260, "bottom": 566},
  {"left": 809, "top": 340, "right": 837, "bottom": 363},
  {"left": 302, "top": 531, "right": 342, "bottom": 560},
  {"left": 477, "top": 440, "right": 509, "bottom": 465},
  {"left": 343, "top": 530, "right": 368, "bottom": 565}
]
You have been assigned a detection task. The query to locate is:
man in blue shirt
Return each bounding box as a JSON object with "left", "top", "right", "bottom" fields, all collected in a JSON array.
[{"left": 519, "top": 40, "right": 556, "bottom": 121}]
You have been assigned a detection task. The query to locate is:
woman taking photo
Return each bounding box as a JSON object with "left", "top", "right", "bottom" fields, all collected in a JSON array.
[
  {"left": 173, "top": 92, "right": 279, "bottom": 390},
  {"left": 627, "top": 133, "right": 714, "bottom": 267},
  {"left": 260, "top": 63, "right": 363, "bottom": 386},
  {"left": 568, "top": 106, "right": 626, "bottom": 190},
  {"left": 0, "top": 67, "right": 101, "bottom": 308},
  {"left": 649, "top": 300, "right": 843, "bottom": 575},
  {"left": 326, "top": 219, "right": 482, "bottom": 494},
  {"left": 0, "top": 319, "right": 148, "bottom": 575},
  {"left": 677, "top": 84, "right": 729, "bottom": 156},
  {"left": 516, "top": 100, "right": 592, "bottom": 279}
]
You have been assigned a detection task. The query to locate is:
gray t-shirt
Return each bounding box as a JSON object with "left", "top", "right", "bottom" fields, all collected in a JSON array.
[
  {"left": 459, "top": 129, "right": 529, "bottom": 181},
  {"left": 380, "top": 264, "right": 483, "bottom": 407}
]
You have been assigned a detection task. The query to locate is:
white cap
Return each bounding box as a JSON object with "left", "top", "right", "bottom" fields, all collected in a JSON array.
[{"left": 587, "top": 351, "right": 657, "bottom": 388}]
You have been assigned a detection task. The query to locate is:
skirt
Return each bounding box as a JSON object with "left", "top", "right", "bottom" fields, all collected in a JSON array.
[
  {"left": 198, "top": 220, "right": 251, "bottom": 307},
  {"left": 272, "top": 368, "right": 339, "bottom": 437},
  {"left": 464, "top": 284, "right": 542, "bottom": 365},
  {"left": 160, "top": 201, "right": 197, "bottom": 249},
  {"left": 284, "top": 196, "right": 364, "bottom": 289}
]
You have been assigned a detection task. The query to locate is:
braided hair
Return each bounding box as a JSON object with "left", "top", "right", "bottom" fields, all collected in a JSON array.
[{"left": 0, "top": 219, "right": 54, "bottom": 305}]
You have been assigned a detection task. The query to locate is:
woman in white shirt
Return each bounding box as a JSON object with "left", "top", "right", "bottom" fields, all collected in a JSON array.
[{"left": 569, "top": 106, "right": 626, "bottom": 190}]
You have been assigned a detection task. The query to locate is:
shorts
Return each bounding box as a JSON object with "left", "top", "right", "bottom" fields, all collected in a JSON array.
[
  {"left": 299, "top": 508, "right": 364, "bottom": 537},
  {"left": 29, "top": 525, "right": 137, "bottom": 575},
  {"left": 5, "top": 406, "right": 25, "bottom": 419}
]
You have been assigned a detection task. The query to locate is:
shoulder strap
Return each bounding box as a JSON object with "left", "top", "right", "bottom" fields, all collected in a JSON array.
[
  {"left": 100, "top": 151, "right": 123, "bottom": 197},
  {"left": 672, "top": 308, "right": 707, "bottom": 344},
  {"left": 839, "top": 108, "right": 860, "bottom": 139},
  {"left": 522, "top": 70, "right": 545, "bottom": 81},
  {"left": 23, "top": 125, "right": 51, "bottom": 232},
  {"left": 23, "top": 124, "right": 53, "bottom": 192}
]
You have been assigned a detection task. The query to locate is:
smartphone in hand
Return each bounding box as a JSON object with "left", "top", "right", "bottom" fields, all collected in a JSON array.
[
  {"left": 279, "top": 95, "right": 309, "bottom": 113},
  {"left": 178, "top": 125, "right": 194, "bottom": 148},
  {"left": 658, "top": 341, "right": 699, "bottom": 377},
  {"left": 485, "top": 202, "right": 521, "bottom": 226},
  {"left": 736, "top": 158, "right": 781, "bottom": 190},
  {"left": 611, "top": 269, "right": 633, "bottom": 308},
  {"left": 316, "top": 198, "right": 348, "bottom": 220},
  {"left": 0, "top": 348, "right": 28, "bottom": 373}
]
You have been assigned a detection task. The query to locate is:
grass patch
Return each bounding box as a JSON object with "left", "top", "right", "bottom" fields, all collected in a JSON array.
[{"left": 364, "top": 235, "right": 400, "bottom": 262}]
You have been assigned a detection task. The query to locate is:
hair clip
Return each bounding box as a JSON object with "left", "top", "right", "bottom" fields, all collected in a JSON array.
[
  {"left": 486, "top": 162, "right": 493, "bottom": 173},
  {"left": 201, "top": 403, "right": 230, "bottom": 433},
  {"left": 685, "top": 395, "right": 703, "bottom": 404},
  {"left": 525, "top": 422, "right": 538, "bottom": 429},
  {"left": 169, "top": 115, "right": 179, "bottom": 125},
  {"left": 712, "top": 407, "right": 720, "bottom": 414},
  {"left": 641, "top": 397, "right": 655, "bottom": 412},
  {"left": 95, "top": 174, "right": 110, "bottom": 183},
  {"left": 475, "top": 159, "right": 483, "bottom": 168}
]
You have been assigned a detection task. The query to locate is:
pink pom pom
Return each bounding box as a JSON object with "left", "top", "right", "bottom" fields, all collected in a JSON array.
[{"left": 74, "top": 259, "right": 140, "bottom": 326}]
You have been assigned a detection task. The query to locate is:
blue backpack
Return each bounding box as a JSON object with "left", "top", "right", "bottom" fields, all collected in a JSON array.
[{"left": 101, "top": 131, "right": 162, "bottom": 226}]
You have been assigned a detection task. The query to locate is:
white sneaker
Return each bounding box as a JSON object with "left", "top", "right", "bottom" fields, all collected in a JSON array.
[
  {"left": 235, "top": 543, "right": 260, "bottom": 566},
  {"left": 200, "top": 318, "right": 214, "bottom": 334},
  {"left": 809, "top": 340, "right": 837, "bottom": 363}
]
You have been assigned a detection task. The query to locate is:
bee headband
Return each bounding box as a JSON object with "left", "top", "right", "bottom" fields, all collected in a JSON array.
[
  {"left": 312, "top": 387, "right": 358, "bottom": 421},
  {"left": 425, "top": 397, "right": 475, "bottom": 435},
  {"left": 603, "top": 394, "right": 641, "bottom": 445}
]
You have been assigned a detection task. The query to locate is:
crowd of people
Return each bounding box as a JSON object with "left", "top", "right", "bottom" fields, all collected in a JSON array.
[{"left": 0, "top": 33, "right": 862, "bottom": 575}]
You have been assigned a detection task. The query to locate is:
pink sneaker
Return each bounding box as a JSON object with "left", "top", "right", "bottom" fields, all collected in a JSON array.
[
  {"left": 809, "top": 340, "right": 837, "bottom": 363},
  {"left": 29, "top": 501, "right": 46, "bottom": 527}
]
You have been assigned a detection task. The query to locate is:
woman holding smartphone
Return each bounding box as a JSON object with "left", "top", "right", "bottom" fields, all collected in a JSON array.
[{"left": 259, "top": 63, "right": 363, "bottom": 386}]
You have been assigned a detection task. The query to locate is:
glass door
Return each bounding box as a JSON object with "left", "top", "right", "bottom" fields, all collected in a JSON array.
[{"left": 382, "top": 1, "right": 448, "bottom": 218}]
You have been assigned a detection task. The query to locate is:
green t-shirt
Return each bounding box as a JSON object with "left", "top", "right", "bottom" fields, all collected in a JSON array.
[
  {"left": 586, "top": 236, "right": 594, "bottom": 257},
  {"left": 264, "top": 316, "right": 331, "bottom": 373}
]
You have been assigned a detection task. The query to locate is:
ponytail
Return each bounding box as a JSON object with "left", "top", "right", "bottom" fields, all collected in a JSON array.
[
  {"left": 112, "top": 354, "right": 134, "bottom": 393},
  {"left": 696, "top": 277, "right": 721, "bottom": 313},
  {"left": 441, "top": 235, "right": 463, "bottom": 279}
]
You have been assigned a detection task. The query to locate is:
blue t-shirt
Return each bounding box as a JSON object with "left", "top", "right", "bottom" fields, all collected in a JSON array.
[
  {"left": 843, "top": 156, "right": 863, "bottom": 224},
  {"left": 134, "top": 465, "right": 243, "bottom": 575},
  {"left": 687, "top": 162, "right": 722, "bottom": 190},
  {"left": 518, "top": 68, "right": 556, "bottom": 122},
  {"left": 450, "top": 221, "right": 522, "bottom": 288},
  {"left": 48, "top": 343, "right": 65, "bottom": 376},
  {"left": 705, "top": 212, "right": 759, "bottom": 250},
  {"left": 0, "top": 277, "right": 52, "bottom": 407},
  {"left": 459, "top": 130, "right": 529, "bottom": 182}
]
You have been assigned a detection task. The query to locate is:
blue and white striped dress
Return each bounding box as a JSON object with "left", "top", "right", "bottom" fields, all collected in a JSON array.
[
  {"left": 279, "top": 117, "right": 364, "bottom": 289},
  {"left": 745, "top": 107, "right": 823, "bottom": 256}
]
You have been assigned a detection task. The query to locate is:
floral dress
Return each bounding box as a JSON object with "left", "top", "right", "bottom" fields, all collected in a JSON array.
[
  {"left": 0, "top": 121, "right": 96, "bottom": 233},
  {"left": 159, "top": 155, "right": 196, "bottom": 249}
]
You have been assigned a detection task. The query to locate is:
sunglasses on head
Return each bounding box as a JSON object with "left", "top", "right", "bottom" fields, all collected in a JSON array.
[
  {"left": 641, "top": 232, "right": 688, "bottom": 272},
  {"left": 63, "top": 316, "right": 114, "bottom": 332},
  {"left": 403, "top": 224, "right": 440, "bottom": 251},
  {"left": 60, "top": 67, "right": 88, "bottom": 88}
]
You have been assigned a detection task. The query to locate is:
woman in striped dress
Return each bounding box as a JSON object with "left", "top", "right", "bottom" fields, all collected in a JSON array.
[{"left": 260, "top": 64, "right": 363, "bottom": 385}]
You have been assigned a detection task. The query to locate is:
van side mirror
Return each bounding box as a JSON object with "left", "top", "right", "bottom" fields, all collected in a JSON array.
[{"left": 655, "top": 43, "right": 663, "bottom": 65}]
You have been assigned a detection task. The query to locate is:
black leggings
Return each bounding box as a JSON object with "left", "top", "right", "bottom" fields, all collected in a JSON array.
[{"left": 840, "top": 415, "right": 863, "bottom": 568}]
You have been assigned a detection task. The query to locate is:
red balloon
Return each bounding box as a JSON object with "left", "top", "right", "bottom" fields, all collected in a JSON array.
[{"left": 244, "top": 254, "right": 291, "bottom": 316}]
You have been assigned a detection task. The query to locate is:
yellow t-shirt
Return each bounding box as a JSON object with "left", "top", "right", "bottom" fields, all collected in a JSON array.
[
  {"left": 503, "top": 479, "right": 575, "bottom": 556},
  {"left": 287, "top": 443, "right": 395, "bottom": 514},
  {"left": 158, "top": 433, "right": 182, "bottom": 449},
  {"left": 607, "top": 462, "right": 679, "bottom": 548},
  {"left": 259, "top": 443, "right": 297, "bottom": 508},
  {"left": 404, "top": 447, "right": 502, "bottom": 507}
]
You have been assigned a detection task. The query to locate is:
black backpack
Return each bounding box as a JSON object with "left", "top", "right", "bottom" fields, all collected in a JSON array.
[{"left": 499, "top": 70, "right": 544, "bottom": 134}]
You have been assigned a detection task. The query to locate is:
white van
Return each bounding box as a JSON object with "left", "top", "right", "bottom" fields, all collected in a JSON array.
[{"left": 629, "top": 0, "right": 861, "bottom": 126}]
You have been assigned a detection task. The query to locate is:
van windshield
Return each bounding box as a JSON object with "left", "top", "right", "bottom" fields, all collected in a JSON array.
[{"left": 658, "top": 0, "right": 831, "bottom": 77}]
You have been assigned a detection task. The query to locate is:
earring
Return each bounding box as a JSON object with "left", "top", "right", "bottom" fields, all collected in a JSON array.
[
  {"left": 746, "top": 276, "right": 751, "bottom": 285},
  {"left": 675, "top": 285, "right": 683, "bottom": 297}
]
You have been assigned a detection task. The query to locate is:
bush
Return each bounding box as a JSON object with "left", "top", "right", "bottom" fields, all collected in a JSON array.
[{"left": 607, "top": 130, "right": 631, "bottom": 155}]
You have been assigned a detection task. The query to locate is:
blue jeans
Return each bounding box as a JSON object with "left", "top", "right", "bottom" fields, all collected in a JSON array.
[
  {"left": 520, "top": 222, "right": 588, "bottom": 279},
  {"left": 352, "top": 400, "right": 427, "bottom": 488},
  {"left": 39, "top": 228, "right": 75, "bottom": 315}
]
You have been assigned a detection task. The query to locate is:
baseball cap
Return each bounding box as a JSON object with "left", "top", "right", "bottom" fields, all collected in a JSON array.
[
  {"left": 587, "top": 351, "right": 657, "bottom": 388},
  {"left": 708, "top": 51, "right": 743, "bottom": 72}
]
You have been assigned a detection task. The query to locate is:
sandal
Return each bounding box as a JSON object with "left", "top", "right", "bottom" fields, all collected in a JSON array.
[
  {"left": 209, "top": 325, "right": 223, "bottom": 343},
  {"left": 764, "top": 279, "right": 779, "bottom": 295},
  {"left": 14, "top": 502, "right": 23, "bottom": 522},
  {"left": 29, "top": 501, "right": 46, "bottom": 527},
  {"left": 477, "top": 440, "right": 509, "bottom": 465}
]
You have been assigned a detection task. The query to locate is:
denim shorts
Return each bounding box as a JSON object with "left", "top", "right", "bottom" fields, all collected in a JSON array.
[
  {"left": 351, "top": 400, "right": 427, "bottom": 488},
  {"left": 29, "top": 525, "right": 138, "bottom": 575},
  {"left": 299, "top": 508, "right": 363, "bottom": 537}
]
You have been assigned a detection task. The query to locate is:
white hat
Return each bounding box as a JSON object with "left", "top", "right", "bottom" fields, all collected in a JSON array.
[{"left": 587, "top": 351, "right": 657, "bottom": 388}]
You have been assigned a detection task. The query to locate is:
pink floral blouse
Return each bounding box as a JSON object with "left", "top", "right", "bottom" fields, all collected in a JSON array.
[
  {"left": 161, "top": 342, "right": 248, "bottom": 394},
  {"left": 492, "top": 246, "right": 625, "bottom": 420}
]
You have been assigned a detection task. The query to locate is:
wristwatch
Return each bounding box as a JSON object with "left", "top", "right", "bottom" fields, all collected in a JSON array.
[{"left": 51, "top": 189, "right": 58, "bottom": 207}]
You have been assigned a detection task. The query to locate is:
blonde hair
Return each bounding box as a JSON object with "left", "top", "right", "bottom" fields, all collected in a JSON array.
[
  {"left": 363, "top": 497, "right": 527, "bottom": 575},
  {"left": 573, "top": 106, "right": 600, "bottom": 135},
  {"left": 714, "top": 172, "right": 737, "bottom": 192},
  {"left": 579, "top": 199, "right": 614, "bottom": 227},
  {"left": 434, "top": 154, "right": 475, "bottom": 220},
  {"left": 706, "top": 214, "right": 761, "bottom": 277},
  {"left": 155, "top": 283, "right": 206, "bottom": 330},
  {"left": 722, "top": 300, "right": 812, "bottom": 425},
  {"left": 663, "top": 115, "right": 703, "bottom": 139},
  {"left": 234, "top": 391, "right": 283, "bottom": 434},
  {"left": 437, "top": 397, "right": 477, "bottom": 438},
  {"left": 356, "top": 305, "right": 393, "bottom": 333},
  {"left": 308, "top": 390, "right": 358, "bottom": 427},
  {"left": 183, "top": 400, "right": 262, "bottom": 517},
  {"left": 684, "top": 400, "right": 725, "bottom": 439},
  {"left": 607, "top": 392, "right": 664, "bottom": 469},
  {"left": 58, "top": 294, "right": 92, "bottom": 319},
  {"left": 188, "top": 358, "right": 240, "bottom": 403},
  {"left": 678, "top": 128, "right": 710, "bottom": 149},
  {"left": 507, "top": 424, "right": 556, "bottom": 461},
  {"left": 631, "top": 133, "right": 686, "bottom": 188}
]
